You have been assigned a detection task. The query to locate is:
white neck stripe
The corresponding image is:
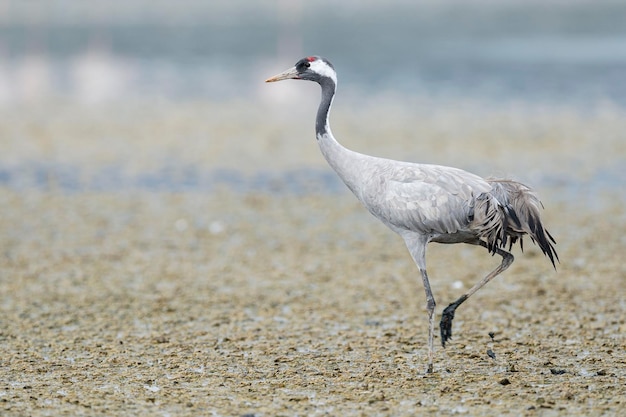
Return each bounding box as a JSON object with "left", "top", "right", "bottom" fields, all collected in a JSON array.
[{"left": 310, "top": 59, "right": 337, "bottom": 85}]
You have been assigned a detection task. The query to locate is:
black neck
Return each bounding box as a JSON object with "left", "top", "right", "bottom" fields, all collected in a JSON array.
[{"left": 315, "top": 77, "right": 336, "bottom": 138}]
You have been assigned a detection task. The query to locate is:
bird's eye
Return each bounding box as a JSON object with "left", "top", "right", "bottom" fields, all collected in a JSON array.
[{"left": 304, "top": 62, "right": 311, "bottom": 68}]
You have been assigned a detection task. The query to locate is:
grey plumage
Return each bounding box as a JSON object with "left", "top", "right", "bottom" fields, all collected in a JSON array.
[{"left": 266, "top": 56, "right": 558, "bottom": 373}]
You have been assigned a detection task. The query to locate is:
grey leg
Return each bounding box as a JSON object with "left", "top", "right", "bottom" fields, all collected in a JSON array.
[
  {"left": 420, "top": 268, "right": 436, "bottom": 373},
  {"left": 440, "top": 241, "right": 514, "bottom": 347},
  {"left": 403, "top": 233, "right": 437, "bottom": 373}
]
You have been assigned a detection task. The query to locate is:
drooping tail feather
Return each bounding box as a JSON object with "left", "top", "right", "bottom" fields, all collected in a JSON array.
[{"left": 487, "top": 179, "right": 559, "bottom": 268}]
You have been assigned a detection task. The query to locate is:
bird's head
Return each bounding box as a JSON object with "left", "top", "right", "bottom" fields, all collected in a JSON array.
[{"left": 265, "top": 56, "right": 336, "bottom": 85}]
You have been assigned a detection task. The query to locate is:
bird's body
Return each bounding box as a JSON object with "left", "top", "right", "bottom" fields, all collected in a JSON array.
[{"left": 266, "top": 56, "right": 557, "bottom": 373}]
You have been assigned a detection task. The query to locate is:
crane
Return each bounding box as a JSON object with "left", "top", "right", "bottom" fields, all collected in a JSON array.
[{"left": 266, "top": 56, "right": 558, "bottom": 373}]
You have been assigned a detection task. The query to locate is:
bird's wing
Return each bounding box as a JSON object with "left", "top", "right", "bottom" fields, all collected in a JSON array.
[{"left": 377, "top": 164, "right": 492, "bottom": 235}]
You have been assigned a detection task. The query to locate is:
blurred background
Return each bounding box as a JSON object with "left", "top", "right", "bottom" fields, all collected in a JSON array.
[
  {"left": 2, "top": 0, "right": 626, "bottom": 104},
  {"left": 0, "top": 0, "right": 624, "bottom": 193}
]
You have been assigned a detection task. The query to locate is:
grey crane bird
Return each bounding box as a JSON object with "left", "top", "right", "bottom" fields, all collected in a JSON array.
[{"left": 266, "top": 56, "right": 558, "bottom": 373}]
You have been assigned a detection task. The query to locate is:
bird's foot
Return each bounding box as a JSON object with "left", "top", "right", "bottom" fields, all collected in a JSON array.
[
  {"left": 426, "top": 363, "right": 433, "bottom": 374},
  {"left": 440, "top": 295, "right": 468, "bottom": 347},
  {"left": 440, "top": 304, "right": 456, "bottom": 347}
]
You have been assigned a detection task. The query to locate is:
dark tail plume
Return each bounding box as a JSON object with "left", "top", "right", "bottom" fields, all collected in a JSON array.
[{"left": 487, "top": 179, "right": 558, "bottom": 268}]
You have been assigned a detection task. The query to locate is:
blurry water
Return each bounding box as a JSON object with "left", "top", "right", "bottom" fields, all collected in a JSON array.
[
  {"left": 1, "top": 0, "right": 626, "bottom": 105},
  {"left": 1, "top": 157, "right": 623, "bottom": 204},
  {"left": 0, "top": 0, "right": 624, "bottom": 197}
]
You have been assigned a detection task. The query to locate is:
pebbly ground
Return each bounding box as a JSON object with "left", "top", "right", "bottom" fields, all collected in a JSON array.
[
  {"left": 0, "top": 101, "right": 625, "bottom": 416},
  {"left": 1, "top": 188, "right": 624, "bottom": 416}
]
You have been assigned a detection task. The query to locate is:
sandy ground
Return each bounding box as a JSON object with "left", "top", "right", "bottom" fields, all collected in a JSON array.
[{"left": 0, "top": 101, "right": 625, "bottom": 416}]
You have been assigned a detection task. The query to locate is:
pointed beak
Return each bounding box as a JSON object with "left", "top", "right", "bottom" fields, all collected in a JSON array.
[{"left": 265, "top": 66, "right": 300, "bottom": 83}]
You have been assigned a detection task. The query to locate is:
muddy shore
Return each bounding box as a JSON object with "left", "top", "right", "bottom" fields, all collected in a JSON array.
[{"left": 1, "top": 101, "right": 624, "bottom": 416}]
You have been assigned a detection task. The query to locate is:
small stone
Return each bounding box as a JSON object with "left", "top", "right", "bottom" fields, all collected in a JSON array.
[
  {"left": 499, "top": 378, "right": 511, "bottom": 386},
  {"left": 550, "top": 368, "right": 566, "bottom": 375}
]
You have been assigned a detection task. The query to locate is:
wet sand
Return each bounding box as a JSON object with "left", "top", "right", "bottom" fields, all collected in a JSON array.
[{"left": 1, "top": 101, "right": 625, "bottom": 416}]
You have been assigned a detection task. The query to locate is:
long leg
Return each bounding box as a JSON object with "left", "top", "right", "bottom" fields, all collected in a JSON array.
[
  {"left": 403, "top": 234, "right": 436, "bottom": 373},
  {"left": 420, "top": 268, "right": 436, "bottom": 373},
  {"left": 440, "top": 241, "right": 514, "bottom": 347}
]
